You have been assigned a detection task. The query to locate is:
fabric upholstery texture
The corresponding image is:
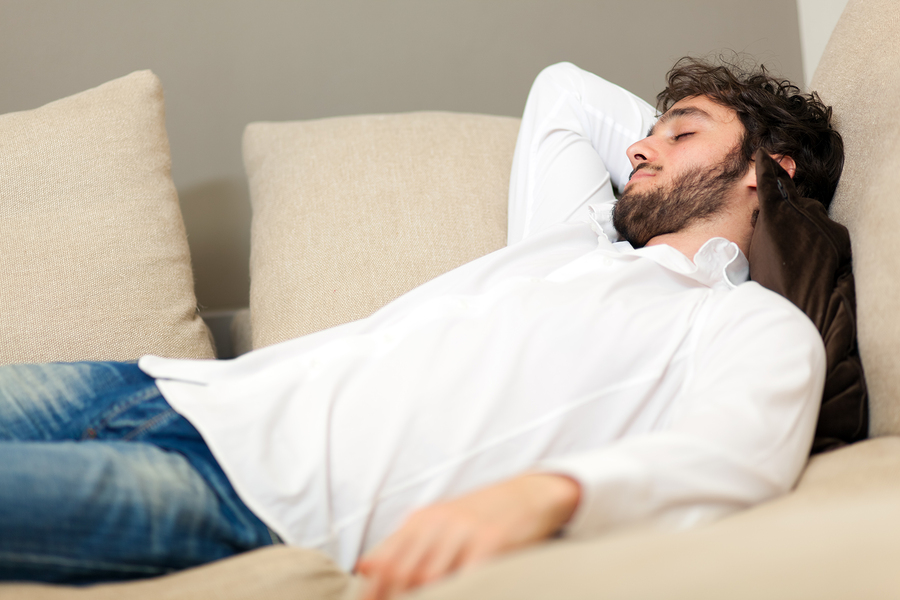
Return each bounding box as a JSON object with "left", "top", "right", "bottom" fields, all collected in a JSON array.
[
  {"left": 406, "top": 437, "right": 900, "bottom": 600},
  {"left": 243, "top": 111, "right": 520, "bottom": 349},
  {"left": 749, "top": 151, "right": 866, "bottom": 453},
  {"left": 0, "top": 71, "right": 214, "bottom": 364},
  {"left": 229, "top": 307, "right": 253, "bottom": 357},
  {"left": 811, "top": 0, "right": 900, "bottom": 436},
  {"left": 0, "top": 546, "right": 355, "bottom": 600}
]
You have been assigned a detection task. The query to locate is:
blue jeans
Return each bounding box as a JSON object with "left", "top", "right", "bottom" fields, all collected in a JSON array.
[{"left": 0, "top": 361, "right": 276, "bottom": 583}]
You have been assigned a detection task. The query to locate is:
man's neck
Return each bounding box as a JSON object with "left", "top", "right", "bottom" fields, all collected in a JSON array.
[
  {"left": 645, "top": 233, "right": 712, "bottom": 262},
  {"left": 644, "top": 187, "right": 758, "bottom": 261},
  {"left": 645, "top": 214, "right": 751, "bottom": 261}
]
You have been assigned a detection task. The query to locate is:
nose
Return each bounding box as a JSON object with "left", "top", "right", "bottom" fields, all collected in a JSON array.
[{"left": 626, "top": 137, "right": 657, "bottom": 169}]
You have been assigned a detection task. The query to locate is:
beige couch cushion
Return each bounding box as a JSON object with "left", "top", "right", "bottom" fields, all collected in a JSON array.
[
  {"left": 0, "top": 546, "right": 355, "bottom": 600},
  {"left": 811, "top": 0, "right": 900, "bottom": 436},
  {"left": 0, "top": 71, "right": 214, "bottom": 363},
  {"left": 406, "top": 437, "right": 900, "bottom": 600},
  {"left": 243, "top": 111, "right": 520, "bottom": 349}
]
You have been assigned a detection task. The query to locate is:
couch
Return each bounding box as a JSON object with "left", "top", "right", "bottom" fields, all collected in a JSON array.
[{"left": 1, "top": 0, "right": 898, "bottom": 597}]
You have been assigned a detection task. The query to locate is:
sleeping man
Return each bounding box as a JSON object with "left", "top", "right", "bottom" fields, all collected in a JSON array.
[{"left": 0, "top": 57, "right": 843, "bottom": 600}]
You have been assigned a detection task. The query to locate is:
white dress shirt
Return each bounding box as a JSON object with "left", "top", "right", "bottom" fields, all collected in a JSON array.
[{"left": 139, "top": 62, "right": 825, "bottom": 570}]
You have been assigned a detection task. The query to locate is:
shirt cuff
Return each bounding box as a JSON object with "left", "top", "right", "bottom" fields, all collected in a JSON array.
[{"left": 534, "top": 450, "right": 651, "bottom": 539}]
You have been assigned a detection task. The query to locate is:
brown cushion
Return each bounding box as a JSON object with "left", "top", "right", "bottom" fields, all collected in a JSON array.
[
  {"left": 748, "top": 150, "right": 866, "bottom": 453},
  {"left": 0, "top": 71, "right": 215, "bottom": 364}
]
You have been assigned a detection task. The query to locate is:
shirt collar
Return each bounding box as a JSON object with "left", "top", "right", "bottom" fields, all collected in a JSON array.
[{"left": 587, "top": 201, "right": 749, "bottom": 290}]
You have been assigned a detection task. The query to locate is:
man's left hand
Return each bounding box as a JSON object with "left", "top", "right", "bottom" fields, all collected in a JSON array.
[{"left": 355, "top": 472, "right": 581, "bottom": 600}]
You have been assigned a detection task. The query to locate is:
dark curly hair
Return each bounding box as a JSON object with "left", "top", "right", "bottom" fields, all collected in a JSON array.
[{"left": 657, "top": 57, "right": 844, "bottom": 208}]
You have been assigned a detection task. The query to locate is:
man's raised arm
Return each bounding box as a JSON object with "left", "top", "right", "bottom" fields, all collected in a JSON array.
[{"left": 507, "top": 62, "right": 657, "bottom": 245}]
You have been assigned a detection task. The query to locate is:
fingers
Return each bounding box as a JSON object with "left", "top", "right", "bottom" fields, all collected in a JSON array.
[
  {"left": 357, "top": 514, "right": 513, "bottom": 599},
  {"left": 355, "top": 473, "right": 582, "bottom": 600},
  {"left": 416, "top": 523, "right": 469, "bottom": 584},
  {"left": 358, "top": 507, "right": 471, "bottom": 600}
]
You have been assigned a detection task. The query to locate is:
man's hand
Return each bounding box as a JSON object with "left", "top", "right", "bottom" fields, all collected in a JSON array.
[{"left": 355, "top": 473, "right": 581, "bottom": 600}]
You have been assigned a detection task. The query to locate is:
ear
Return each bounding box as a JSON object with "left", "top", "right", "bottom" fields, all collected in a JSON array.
[
  {"left": 744, "top": 153, "right": 797, "bottom": 194},
  {"left": 741, "top": 158, "right": 760, "bottom": 192},
  {"left": 775, "top": 155, "right": 796, "bottom": 178}
]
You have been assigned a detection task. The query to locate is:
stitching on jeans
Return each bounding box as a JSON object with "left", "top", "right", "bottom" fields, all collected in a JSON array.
[
  {"left": 120, "top": 410, "right": 179, "bottom": 441},
  {"left": 81, "top": 384, "right": 162, "bottom": 440},
  {"left": 96, "top": 384, "right": 160, "bottom": 424}
]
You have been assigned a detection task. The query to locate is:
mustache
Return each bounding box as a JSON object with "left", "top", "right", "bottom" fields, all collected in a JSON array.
[{"left": 628, "top": 163, "right": 662, "bottom": 180}]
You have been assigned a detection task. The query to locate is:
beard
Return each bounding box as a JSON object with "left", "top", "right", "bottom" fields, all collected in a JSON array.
[{"left": 612, "top": 144, "right": 749, "bottom": 248}]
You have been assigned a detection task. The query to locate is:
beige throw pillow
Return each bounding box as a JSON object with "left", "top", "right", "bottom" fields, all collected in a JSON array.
[
  {"left": 243, "top": 111, "right": 520, "bottom": 349},
  {"left": 811, "top": 0, "right": 900, "bottom": 437},
  {"left": 0, "top": 71, "right": 214, "bottom": 364}
]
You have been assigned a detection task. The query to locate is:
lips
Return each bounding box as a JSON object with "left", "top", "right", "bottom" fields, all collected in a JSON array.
[
  {"left": 626, "top": 165, "right": 659, "bottom": 187},
  {"left": 625, "top": 170, "right": 656, "bottom": 187},
  {"left": 629, "top": 170, "right": 654, "bottom": 182}
]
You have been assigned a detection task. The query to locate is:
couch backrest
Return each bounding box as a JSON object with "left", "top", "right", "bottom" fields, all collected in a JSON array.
[
  {"left": 243, "top": 112, "right": 520, "bottom": 348},
  {"left": 811, "top": 0, "right": 900, "bottom": 437}
]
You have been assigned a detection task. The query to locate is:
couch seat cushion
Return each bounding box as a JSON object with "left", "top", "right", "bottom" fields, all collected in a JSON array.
[{"left": 405, "top": 438, "right": 900, "bottom": 600}]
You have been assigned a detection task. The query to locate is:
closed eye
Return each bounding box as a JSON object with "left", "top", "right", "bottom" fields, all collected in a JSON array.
[{"left": 674, "top": 132, "right": 695, "bottom": 141}]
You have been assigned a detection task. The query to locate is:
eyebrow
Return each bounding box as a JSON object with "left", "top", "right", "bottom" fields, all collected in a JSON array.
[{"left": 646, "top": 106, "right": 714, "bottom": 137}]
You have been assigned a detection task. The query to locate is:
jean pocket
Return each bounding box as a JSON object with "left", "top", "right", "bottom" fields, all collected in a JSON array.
[{"left": 83, "top": 385, "right": 188, "bottom": 442}]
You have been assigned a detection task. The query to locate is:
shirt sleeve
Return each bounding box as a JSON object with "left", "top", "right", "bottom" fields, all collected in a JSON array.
[
  {"left": 507, "top": 62, "right": 657, "bottom": 245},
  {"left": 535, "top": 285, "right": 826, "bottom": 538}
]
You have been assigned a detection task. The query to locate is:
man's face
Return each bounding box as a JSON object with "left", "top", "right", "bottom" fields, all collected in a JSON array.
[{"left": 612, "top": 95, "right": 750, "bottom": 248}]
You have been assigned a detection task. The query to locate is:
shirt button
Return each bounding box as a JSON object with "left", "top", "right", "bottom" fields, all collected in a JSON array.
[{"left": 602, "top": 258, "right": 613, "bottom": 267}]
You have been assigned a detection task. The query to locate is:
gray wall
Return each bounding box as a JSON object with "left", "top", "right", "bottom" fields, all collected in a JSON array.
[{"left": 1, "top": 0, "right": 803, "bottom": 311}]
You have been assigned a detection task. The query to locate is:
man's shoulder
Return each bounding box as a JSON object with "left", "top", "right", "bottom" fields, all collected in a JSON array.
[
  {"left": 708, "top": 280, "right": 823, "bottom": 347},
  {"left": 728, "top": 279, "right": 795, "bottom": 304}
]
